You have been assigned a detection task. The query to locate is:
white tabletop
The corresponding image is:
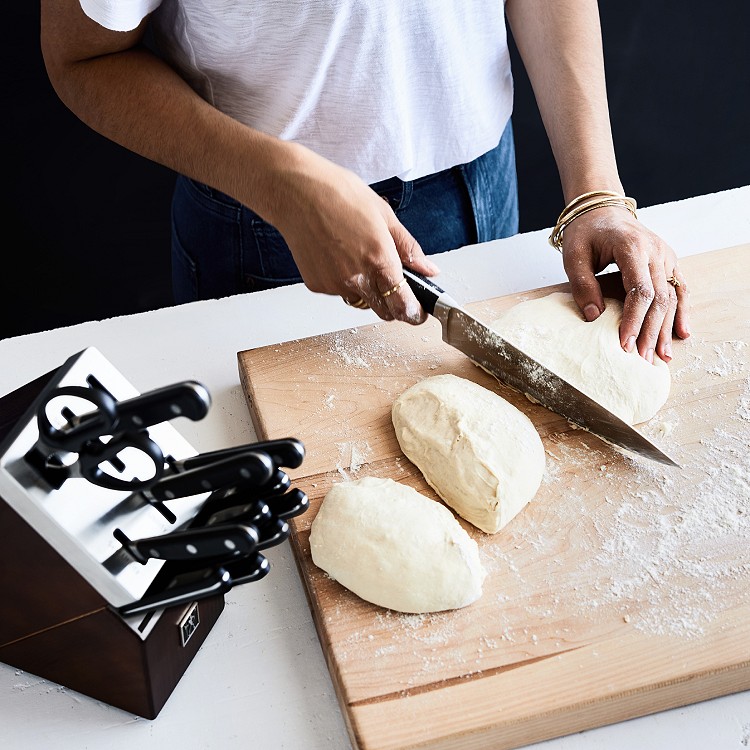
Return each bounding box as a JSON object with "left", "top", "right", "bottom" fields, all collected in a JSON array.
[{"left": 2, "top": 186, "right": 749, "bottom": 749}]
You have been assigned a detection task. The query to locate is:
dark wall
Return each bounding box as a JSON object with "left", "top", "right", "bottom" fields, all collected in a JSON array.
[{"left": 3, "top": 3, "right": 749, "bottom": 340}]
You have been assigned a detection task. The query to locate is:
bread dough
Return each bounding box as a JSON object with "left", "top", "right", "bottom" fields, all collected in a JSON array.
[
  {"left": 309, "top": 476, "right": 486, "bottom": 613},
  {"left": 490, "top": 292, "right": 671, "bottom": 424},
  {"left": 392, "top": 374, "right": 545, "bottom": 534}
]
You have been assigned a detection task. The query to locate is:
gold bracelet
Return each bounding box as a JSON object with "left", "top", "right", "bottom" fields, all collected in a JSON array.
[{"left": 549, "top": 191, "right": 637, "bottom": 253}]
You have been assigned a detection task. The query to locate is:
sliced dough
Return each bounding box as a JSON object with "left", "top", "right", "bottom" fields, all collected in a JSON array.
[
  {"left": 392, "top": 374, "right": 545, "bottom": 534},
  {"left": 490, "top": 292, "right": 671, "bottom": 424},
  {"left": 309, "top": 476, "right": 486, "bottom": 614}
]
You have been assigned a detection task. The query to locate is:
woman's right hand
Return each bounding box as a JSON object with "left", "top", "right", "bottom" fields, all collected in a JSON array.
[{"left": 263, "top": 143, "right": 440, "bottom": 325}]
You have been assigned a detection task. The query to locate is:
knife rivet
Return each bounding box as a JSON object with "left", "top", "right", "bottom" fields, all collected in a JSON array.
[
  {"left": 170, "top": 404, "right": 183, "bottom": 415},
  {"left": 224, "top": 540, "right": 237, "bottom": 551},
  {"left": 186, "top": 544, "right": 198, "bottom": 555},
  {"left": 149, "top": 548, "right": 160, "bottom": 558}
]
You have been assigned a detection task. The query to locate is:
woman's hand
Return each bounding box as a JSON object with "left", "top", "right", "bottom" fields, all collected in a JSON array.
[
  {"left": 561, "top": 207, "right": 690, "bottom": 363},
  {"left": 265, "top": 144, "right": 439, "bottom": 325}
]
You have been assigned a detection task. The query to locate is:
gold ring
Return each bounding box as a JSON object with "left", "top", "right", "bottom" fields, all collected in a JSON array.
[
  {"left": 666, "top": 275, "right": 681, "bottom": 288},
  {"left": 381, "top": 278, "right": 406, "bottom": 298},
  {"left": 343, "top": 296, "right": 369, "bottom": 309}
]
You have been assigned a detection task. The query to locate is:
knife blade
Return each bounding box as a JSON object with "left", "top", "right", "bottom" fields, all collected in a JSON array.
[{"left": 403, "top": 268, "right": 678, "bottom": 466}]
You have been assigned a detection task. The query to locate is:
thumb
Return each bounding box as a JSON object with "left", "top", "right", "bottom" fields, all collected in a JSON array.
[
  {"left": 388, "top": 217, "right": 440, "bottom": 277},
  {"left": 563, "top": 252, "right": 605, "bottom": 322}
]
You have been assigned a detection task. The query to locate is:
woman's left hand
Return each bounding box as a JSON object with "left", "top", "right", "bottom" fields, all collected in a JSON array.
[{"left": 560, "top": 206, "right": 690, "bottom": 363}]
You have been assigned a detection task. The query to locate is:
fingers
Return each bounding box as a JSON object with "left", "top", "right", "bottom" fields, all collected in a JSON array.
[
  {"left": 562, "top": 244, "right": 606, "bottom": 322},
  {"left": 618, "top": 248, "right": 684, "bottom": 364},
  {"left": 560, "top": 209, "right": 690, "bottom": 364}
]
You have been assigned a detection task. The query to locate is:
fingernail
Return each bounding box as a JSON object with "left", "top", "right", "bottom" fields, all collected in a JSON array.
[
  {"left": 426, "top": 260, "right": 440, "bottom": 274},
  {"left": 405, "top": 299, "right": 423, "bottom": 323},
  {"left": 583, "top": 303, "right": 600, "bottom": 322},
  {"left": 645, "top": 348, "right": 654, "bottom": 364},
  {"left": 623, "top": 335, "right": 636, "bottom": 353},
  {"left": 663, "top": 343, "right": 673, "bottom": 361}
]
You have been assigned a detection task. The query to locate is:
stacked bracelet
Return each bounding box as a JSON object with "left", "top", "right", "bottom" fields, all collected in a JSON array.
[{"left": 548, "top": 190, "right": 638, "bottom": 253}]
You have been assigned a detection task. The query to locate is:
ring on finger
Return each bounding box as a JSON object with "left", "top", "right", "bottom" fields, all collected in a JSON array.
[
  {"left": 666, "top": 275, "right": 681, "bottom": 288},
  {"left": 381, "top": 278, "right": 406, "bottom": 298},
  {"left": 343, "top": 296, "right": 369, "bottom": 309}
]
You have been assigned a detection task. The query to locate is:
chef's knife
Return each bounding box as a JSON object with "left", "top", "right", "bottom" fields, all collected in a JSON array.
[
  {"left": 112, "top": 523, "right": 259, "bottom": 565},
  {"left": 403, "top": 268, "right": 678, "bottom": 466}
]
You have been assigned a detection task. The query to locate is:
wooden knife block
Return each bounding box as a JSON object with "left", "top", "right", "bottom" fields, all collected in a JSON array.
[{"left": 0, "top": 369, "right": 224, "bottom": 719}]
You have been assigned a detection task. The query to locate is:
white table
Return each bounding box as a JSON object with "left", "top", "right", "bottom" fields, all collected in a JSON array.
[{"left": 2, "top": 186, "right": 749, "bottom": 749}]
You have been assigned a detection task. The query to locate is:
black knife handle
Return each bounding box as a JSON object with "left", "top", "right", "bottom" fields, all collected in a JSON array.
[
  {"left": 114, "top": 524, "right": 259, "bottom": 564},
  {"left": 403, "top": 268, "right": 446, "bottom": 315},
  {"left": 147, "top": 450, "right": 274, "bottom": 502},
  {"left": 113, "top": 381, "right": 211, "bottom": 432},
  {"left": 177, "top": 438, "right": 305, "bottom": 472},
  {"left": 254, "top": 517, "right": 290, "bottom": 551},
  {"left": 204, "top": 499, "right": 272, "bottom": 528},
  {"left": 117, "top": 567, "right": 233, "bottom": 617},
  {"left": 225, "top": 552, "right": 270, "bottom": 586},
  {"left": 268, "top": 488, "right": 309, "bottom": 520}
]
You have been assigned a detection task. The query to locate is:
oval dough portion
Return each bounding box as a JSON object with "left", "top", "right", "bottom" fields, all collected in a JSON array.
[
  {"left": 490, "top": 292, "right": 671, "bottom": 424},
  {"left": 309, "top": 476, "right": 486, "bottom": 614},
  {"left": 392, "top": 374, "right": 545, "bottom": 534}
]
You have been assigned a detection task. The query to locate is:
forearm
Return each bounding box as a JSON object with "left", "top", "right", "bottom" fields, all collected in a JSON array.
[
  {"left": 41, "top": 5, "right": 303, "bottom": 227},
  {"left": 505, "top": 0, "right": 623, "bottom": 202}
]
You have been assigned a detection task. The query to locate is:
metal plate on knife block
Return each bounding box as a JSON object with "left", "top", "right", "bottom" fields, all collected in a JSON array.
[
  {"left": 0, "top": 349, "right": 225, "bottom": 718},
  {"left": 237, "top": 244, "right": 750, "bottom": 750}
]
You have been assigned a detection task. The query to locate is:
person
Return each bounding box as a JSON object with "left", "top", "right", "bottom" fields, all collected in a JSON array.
[{"left": 40, "top": 0, "right": 689, "bottom": 364}]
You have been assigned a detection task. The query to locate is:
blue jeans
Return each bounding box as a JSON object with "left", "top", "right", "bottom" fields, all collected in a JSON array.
[{"left": 170, "top": 121, "right": 518, "bottom": 303}]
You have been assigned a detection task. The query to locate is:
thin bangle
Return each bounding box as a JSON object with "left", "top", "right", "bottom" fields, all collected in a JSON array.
[{"left": 549, "top": 192, "right": 637, "bottom": 252}]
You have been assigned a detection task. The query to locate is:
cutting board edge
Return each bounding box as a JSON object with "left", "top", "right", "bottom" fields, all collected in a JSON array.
[
  {"left": 345, "top": 602, "right": 750, "bottom": 750},
  {"left": 349, "top": 660, "right": 750, "bottom": 750}
]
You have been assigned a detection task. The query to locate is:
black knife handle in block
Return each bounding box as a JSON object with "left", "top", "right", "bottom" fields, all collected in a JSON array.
[
  {"left": 203, "top": 499, "right": 272, "bottom": 528},
  {"left": 268, "top": 488, "right": 309, "bottom": 520},
  {"left": 225, "top": 552, "right": 270, "bottom": 586},
  {"left": 403, "top": 268, "right": 446, "bottom": 315},
  {"left": 146, "top": 450, "right": 274, "bottom": 502},
  {"left": 177, "top": 437, "right": 305, "bottom": 472},
  {"left": 117, "top": 567, "right": 233, "bottom": 617},
  {"left": 113, "top": 381, "right": 211, "bottom": 432},
  {"left": 254, "top": 517, "right": 290, "bottom": 551},
  {"left": 114, "top": 523, "right": 259, "bottom": 565}
]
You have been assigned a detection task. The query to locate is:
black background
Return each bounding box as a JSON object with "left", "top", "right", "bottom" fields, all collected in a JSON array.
[{"left": 3, "top": 2, "right": 748, "bottom": 340}]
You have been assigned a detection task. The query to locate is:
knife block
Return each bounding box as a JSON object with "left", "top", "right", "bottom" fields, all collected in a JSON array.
[{"left": 0, "top": 358, "right": 224, "bottom": 719}]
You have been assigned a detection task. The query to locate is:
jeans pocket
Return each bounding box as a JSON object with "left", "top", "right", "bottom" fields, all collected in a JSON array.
[{"left": 241, "top": 218, "right": 303, "bottom": 292}]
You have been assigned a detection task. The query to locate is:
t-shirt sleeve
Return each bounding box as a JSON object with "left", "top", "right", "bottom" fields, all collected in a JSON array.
[{"left": 79, "top": 0, "right": 162, "bottom": 32}]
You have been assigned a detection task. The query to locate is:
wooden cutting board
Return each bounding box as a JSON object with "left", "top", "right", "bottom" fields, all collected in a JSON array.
[{"left": 237, "top": 244, "right": 750, "bottom": 750}]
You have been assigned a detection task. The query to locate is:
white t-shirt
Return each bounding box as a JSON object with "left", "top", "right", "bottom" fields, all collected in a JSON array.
[{"left": 79, "top": 0, "right": 514, "bottom": 184}]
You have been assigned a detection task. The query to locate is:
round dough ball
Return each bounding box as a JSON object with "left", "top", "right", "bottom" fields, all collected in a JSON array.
[
  {"left": 490, "top": 292, "right": 671, "bottom": 424},
  {"left": 309, "top": 476, "right": 486, "bottom": 614},
  {"left": 392, "top": 374, "right": 545, "bottom": 534}
]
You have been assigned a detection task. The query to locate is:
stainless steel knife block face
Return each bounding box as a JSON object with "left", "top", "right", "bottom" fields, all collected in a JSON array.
[{"left": 0, "top": 347, "right": 224, "bottom": 719}]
